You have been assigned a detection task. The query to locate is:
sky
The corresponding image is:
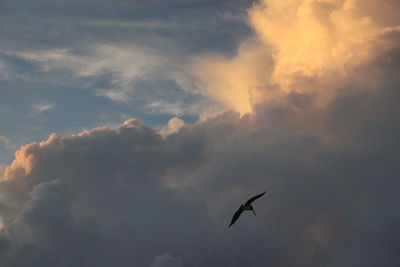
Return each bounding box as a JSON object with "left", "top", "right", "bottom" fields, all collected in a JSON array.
[
  {"left": 0, "top": 0, "right": 400, "bottom": 266},
  {"left": 0, "top": 0, "right": 252, "bottom": 165}
]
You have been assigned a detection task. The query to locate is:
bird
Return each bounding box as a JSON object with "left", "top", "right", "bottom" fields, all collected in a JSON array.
[{"left": 228, "top": 191, "right": 266, "bottom": 227}]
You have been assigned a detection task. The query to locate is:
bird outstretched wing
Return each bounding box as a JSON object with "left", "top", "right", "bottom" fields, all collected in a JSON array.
[
  {"left": 245, "top": 191, "right": 266, "bottom": 206},
  {"left": 228, "top": 206, "right": 244, "bottom": 227}
]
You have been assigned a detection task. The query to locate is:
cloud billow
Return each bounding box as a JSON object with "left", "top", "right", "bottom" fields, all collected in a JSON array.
[
  {"left": 1, "top": 64, "right": 400, "bottom": 265},
  {"left": 0, "top": 0, "right": 400, "bottom": 266}
]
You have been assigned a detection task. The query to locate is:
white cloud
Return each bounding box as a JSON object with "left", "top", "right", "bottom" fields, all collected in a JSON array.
[
  {"left": 95, "top": 89, "right": 131, "bottom": 103},
  {"left": 6, "top": 44, "right": 167, "bottom": 103},
  {"left": 32, "top": 102, "right": 54, "bottom": 115}
]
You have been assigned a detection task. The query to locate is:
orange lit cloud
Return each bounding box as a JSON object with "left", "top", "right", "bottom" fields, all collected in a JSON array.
[
  {"left": 160, "top": 117, "right": 185, "bottom": 137},
  {"left": 194, "top": 0, "right": 400, "bottom": 114},
  {"left": 192, "top": 40, "right": 273, "bottom": 115},
  {"left": 248, "top": 0, "right": 400, "bottom": 83}
]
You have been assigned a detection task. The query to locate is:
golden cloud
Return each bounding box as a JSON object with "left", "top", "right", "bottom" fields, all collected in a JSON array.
[{"left": 193, "top": 0, "right": 400, "bottom": 114}]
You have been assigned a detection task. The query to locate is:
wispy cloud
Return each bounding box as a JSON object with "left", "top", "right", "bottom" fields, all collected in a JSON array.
[
  {"left": 13, "top": 44, "right": 165, "bottom": 79},
  {"left": 32, "top": 102, "right": 54, "bottom": 115},
  {"left": 0, "top": 136, "right": 16, "bottom": 151},
  {"left": 95, "top": 89, "right": 131, "bottom": 103},
  {"left": 4, "top": 44, "right": 169, "bottom": 103}
]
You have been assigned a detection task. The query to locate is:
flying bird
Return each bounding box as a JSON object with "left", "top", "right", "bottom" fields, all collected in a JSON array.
[{"left": 228, "top": 191, "right": 266, "bottom": 227}]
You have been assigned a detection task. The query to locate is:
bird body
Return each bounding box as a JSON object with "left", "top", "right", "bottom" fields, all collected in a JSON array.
[
  {"left": 228, "top": 192, "right": 265, "bottom": 227},
  {"left": 241, "top": 205, "right": 253, "bottom": 210}
]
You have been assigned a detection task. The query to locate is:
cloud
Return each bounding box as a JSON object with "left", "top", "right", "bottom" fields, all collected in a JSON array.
[
  {"left": 191, "top": 40, "right": 273, "bottom": 115},
  {"left": 160, "top": 117, "right": 185, "bottom": 137},
  {"left": 5, "top": 44, "right": 166, "bottom": 103},
  {"left": 192, "top": 0, "right": 400, "bottom": 114},
  {"left": 248, "top": 0, "right": 400, "bottom": 85},
  {"left": 95, "top": 89, "right": 131, "bottom": 103},
  {"left": 0, "top": 0, "right": 399, "bottom": 266},
  {"left": 0, "top": 137, "right": 16, "bottom": 152},
  {"left": 1, "top": 61, "right": 399, "bottom": 265},
  {"left": 1, "top": 43, "right": 222, "bottom": 117},
  {"left": 0, "top": 123, "right": 215, "bottom": 266},
  {"left": 150, "top": 253, "right": 183, "bottom": 267},
  {"left": 31, "top": 102, "right": 54, "bottom": 115}
]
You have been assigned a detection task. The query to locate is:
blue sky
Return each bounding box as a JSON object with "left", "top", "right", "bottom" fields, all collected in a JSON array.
[{"left": 0, "top": 0, "right": 252, "bottom": 164}]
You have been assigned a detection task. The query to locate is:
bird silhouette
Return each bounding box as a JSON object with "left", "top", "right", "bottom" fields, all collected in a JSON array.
[{"left": 228, "top": 192, "right": 265, "bottom": 227}]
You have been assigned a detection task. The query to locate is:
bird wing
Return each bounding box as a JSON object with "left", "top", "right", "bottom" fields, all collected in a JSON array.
[
  {"left": 245, "top": 191, "right": 266, "bottom": 206},
  {"left": 228, "top": 206, "right": 244, "bottom": 227}
]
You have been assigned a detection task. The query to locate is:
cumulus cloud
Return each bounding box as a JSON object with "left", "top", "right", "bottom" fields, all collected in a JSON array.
[
  {"left": 192, "top": 40, "right": 273, "bottom": 115},
  {"left": 160, "top": 117, "right": 185, "bottom": 137},
  {"left": 193, "top": 0, "right": 400, "bottom": 113},
  {"left": 0, "top": 0, "right": 399, "bottom": 266},
  {"left": 248, "top": 0, "right": 400, "bottom": 87},
  {"left": 0, "top": 123, "right": 215, "bottom": 266},
  {"left": 1, "top": 69, "right": 399, "bottom": 265}
]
